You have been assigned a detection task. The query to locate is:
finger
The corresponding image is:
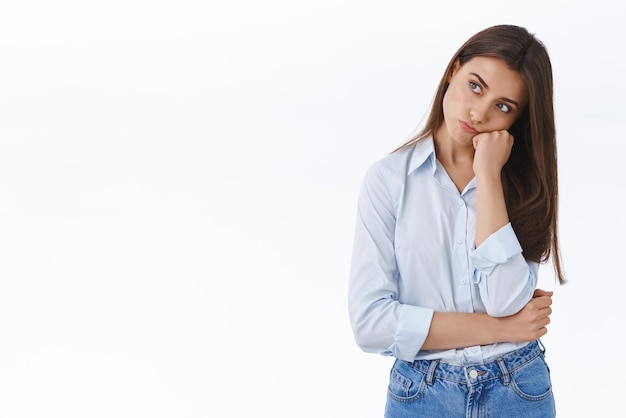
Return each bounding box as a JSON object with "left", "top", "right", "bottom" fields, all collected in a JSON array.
[
  {"left": 536, "top": 296, "right": 553, "bottom": 308},
  {"left": 528, "top": 296, "right": 552, "bottom": 310},
  {"left": 537, "top": 317, "right": 550, "bottom": 331},
  {"left": 533, "top": 288, "right": 553, "bottom": 297},
  {"left": 537, "top": 308, "right": 552, "bottom": 323}
]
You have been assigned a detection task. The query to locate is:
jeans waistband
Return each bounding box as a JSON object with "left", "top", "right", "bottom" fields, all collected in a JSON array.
[{"left": 408, "top": 340, "right": 545, "bottom": 386}]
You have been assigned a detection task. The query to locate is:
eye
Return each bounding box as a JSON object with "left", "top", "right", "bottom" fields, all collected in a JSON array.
[
  {"left": 496, "top": 103, "right": 512, "bottom": 114},
  {"left": 469, "top": 81, "right": 482, "bottom": 94}
]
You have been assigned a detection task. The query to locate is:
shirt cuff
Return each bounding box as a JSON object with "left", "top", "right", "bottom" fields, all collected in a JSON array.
[
  {"left": 471, "top": 223, "right": 523, "bottom": 279},
  {"left": 389, "top": 304, "right": 434, "bottom": 361}
]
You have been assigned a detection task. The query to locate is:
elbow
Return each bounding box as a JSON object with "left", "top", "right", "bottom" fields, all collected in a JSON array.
[
  {"left": 349, "top": 310, "right": 389, "bottom": 354},
  {"left": 351, "top": 326, "right": 385, "bottom": 354},
  {"left": 353, "top": 332, "right": 378, "bottom": 353},
  {"left": 480, "top": 274, "right": 535, "bottom": 318},
  {"left": 485, "top": 305, "right": 519, "bottom": 318},
  {"left": 484, "top": 296, "right": 527, "bottom": 317},
  {"left": 350, "top": 316, "right": 378, "bottom": 353}
]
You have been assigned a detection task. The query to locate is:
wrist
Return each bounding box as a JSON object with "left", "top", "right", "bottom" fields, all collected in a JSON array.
[
  {"left": 489, "top": 315, "right": 508, "bottom": 343},
  {"left": 475, "top": 170, "right": 503, "bottom": 183}
]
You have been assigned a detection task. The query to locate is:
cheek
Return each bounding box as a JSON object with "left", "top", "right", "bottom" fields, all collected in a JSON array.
[
  {"left": 448, "top": 78, "right": 471, "bottom": 103},
  {"left": 491, "top": 113, "right": 518, "bottom": 131},
  {"left": 442, "top": 84, "right": 465, "bottom": 119}
]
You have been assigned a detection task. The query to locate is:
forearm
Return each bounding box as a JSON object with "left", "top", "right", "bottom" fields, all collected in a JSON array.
[
  {"left": 421, "top": 291, "right": 553, "bottom": 350},
  {"left": 421, "top": 312, "right": 504, "bottom": 350},
  {"left": 475, "top": 172, "right": 509, "bottom": 247}
]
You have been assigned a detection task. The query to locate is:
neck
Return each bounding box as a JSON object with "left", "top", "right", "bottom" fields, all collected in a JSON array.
[{"left": 433, "top": 125, "right": 474, "bottom": 166}]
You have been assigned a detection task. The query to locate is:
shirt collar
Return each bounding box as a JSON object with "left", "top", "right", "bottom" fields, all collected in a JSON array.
[{"left": 407, "top": 136, "right": 436, "bottom": 175}]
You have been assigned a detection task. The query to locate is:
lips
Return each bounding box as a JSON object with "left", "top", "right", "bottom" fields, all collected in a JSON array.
[{"left": 460, "top": 121, "right": 478, "bottom": 135}]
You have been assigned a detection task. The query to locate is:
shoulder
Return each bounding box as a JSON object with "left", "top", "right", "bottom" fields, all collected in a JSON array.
[
  {"left": 364, "top": 137, "right": 433, "bottom": 184},
  {"left": 358, "top": 146, "right": 416, "bottom": 207},
  {"left": 366, "top": 145, "right": 414, "bottom": 182}
]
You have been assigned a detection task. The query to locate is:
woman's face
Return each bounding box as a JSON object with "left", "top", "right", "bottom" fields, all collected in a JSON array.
[{"left": 438, "top": 56, "right": 528, "bottom": 148}]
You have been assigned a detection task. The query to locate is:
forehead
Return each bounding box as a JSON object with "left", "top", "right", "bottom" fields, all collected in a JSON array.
[{"left": 460, "top": 56, "right": 527, "bottom": 104}]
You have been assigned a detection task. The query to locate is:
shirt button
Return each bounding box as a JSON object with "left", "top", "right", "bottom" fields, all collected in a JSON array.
[
  {"left": 469, "top": 369, "right": 478, "bottom": 379},
  {"left": 457, "top": 239, "right": 463, "bottom": 244},
  {"left": 460, "top": 279, "right": 466, "bottom": 285},
  {"left": 458, "top": 200, "right": 464, "bottom": 205}
]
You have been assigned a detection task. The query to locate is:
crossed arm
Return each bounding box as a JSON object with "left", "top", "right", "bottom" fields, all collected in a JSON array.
[{"left": 421, "top": 288, "right": 553, "bottom": 351}]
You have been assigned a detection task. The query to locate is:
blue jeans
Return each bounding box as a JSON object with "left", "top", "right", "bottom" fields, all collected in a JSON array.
[{"left": 385, "top": 340, "right": 555, "bottom": 417}]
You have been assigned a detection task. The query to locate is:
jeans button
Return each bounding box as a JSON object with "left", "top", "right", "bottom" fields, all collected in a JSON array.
[{"left": 469, "top": 369, "right": 478, "bottom": 379}]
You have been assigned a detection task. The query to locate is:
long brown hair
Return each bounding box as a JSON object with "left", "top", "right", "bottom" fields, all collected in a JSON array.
[{"left": 397, "top": 25, "right": 565, "bottom": 284}]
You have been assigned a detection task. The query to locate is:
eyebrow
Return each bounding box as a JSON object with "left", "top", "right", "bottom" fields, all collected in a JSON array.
[{"left": 469, "top": 72, "right": 521, "bottom": 109}]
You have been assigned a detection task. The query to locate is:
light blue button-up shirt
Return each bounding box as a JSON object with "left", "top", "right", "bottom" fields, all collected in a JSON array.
[{"left": 348, "top": 137, "right": 538, "bottom": 365}]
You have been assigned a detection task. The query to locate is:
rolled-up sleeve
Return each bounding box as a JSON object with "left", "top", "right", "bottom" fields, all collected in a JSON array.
[
  {"left": 471, "top": 223, "right": 538, "bottom": 317},
  {"left": 348, "top": 163, "right": 434, "bottom": 361}
]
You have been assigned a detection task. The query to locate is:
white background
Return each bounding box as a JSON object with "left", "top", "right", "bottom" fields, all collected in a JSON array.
[{"left": 0, "top": 1, "right": 623, "bottom": 417}]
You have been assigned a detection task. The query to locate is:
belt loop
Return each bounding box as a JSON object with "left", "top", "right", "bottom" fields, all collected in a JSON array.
[
  {"left": 497, "top": 358, "right": 510, "bottom": 385},
  {"left": 537, "top": 338, "right": 546, "bottom": 354},
  {"left": 426, "top": 360, "right": 439, "bottom": 385}
]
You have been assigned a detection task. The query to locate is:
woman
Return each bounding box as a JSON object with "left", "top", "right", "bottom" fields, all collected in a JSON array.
[{"left": 348, "top": 25, "right": 565, "bottom": 417}]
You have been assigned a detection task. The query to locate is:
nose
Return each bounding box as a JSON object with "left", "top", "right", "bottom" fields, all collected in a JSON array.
[{"left": 470, "top": 101, "right": 489, "bottom": 124}]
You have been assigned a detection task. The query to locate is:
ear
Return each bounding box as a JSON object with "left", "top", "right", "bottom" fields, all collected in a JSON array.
[{"left": 447, "top": 59, "right": 461, "bottom": 82}]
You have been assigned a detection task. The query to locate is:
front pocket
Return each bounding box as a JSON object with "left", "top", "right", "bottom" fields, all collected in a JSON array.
[
  {"left": 509, "top": 354, "right": 553, "bottom": 401},
  {"left": 387, "top": 359, "right": 426, "bottom": 401}
]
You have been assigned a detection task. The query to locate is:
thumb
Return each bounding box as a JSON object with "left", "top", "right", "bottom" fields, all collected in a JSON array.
[{"left": 533, "top": 288, "right": 554, "bottom": 298}]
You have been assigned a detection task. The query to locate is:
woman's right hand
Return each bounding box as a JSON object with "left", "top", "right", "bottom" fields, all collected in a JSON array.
[{"left": 500, "top": 288, "right": 553, "bottom": 343}]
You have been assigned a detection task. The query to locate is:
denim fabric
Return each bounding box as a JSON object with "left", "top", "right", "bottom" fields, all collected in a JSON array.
[{"left": 384, "top": 341, "right": 555, "bottom": 417}]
